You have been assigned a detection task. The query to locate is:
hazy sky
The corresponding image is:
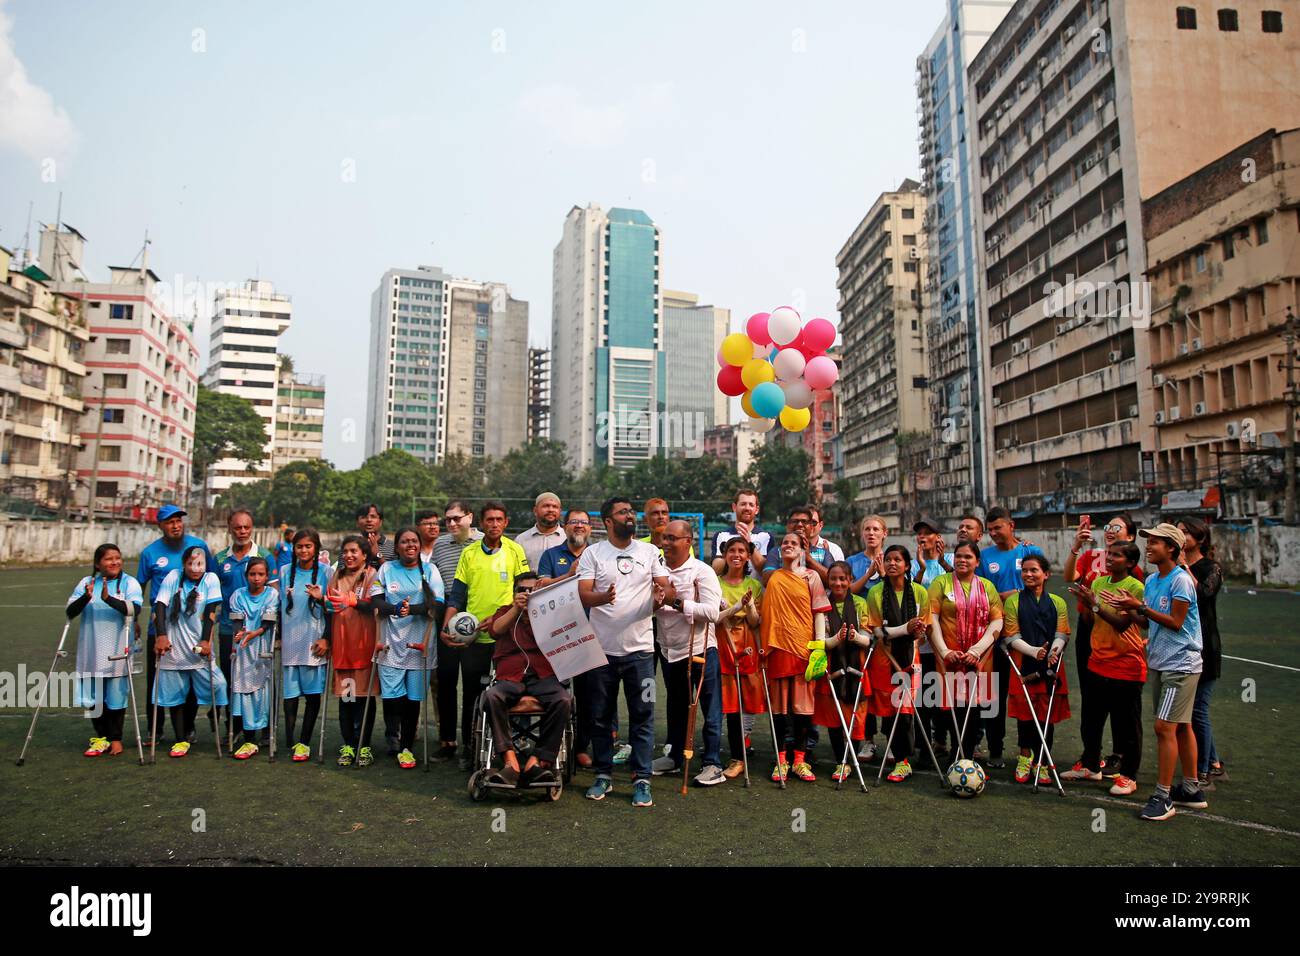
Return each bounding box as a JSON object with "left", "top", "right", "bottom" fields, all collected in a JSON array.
[{"left": 0, "top": 0, "right": 942, "bottom": 468}]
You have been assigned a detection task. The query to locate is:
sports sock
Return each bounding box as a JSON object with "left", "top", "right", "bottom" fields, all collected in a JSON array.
[
  {"left": 1155, "top": 783, "right": 1171, "bottom": 799},
  {"left": 169, "top": 705, "right": 186, "bottom": 742},
  {"left": 1183, "top": 776, "right": 1200, "bottom": 793},
  {"left": 282, "top": 696, "right": 299, "bottom": 748},
  {"left": 299, "top": 692, "right": 321, "bottom": 745}
]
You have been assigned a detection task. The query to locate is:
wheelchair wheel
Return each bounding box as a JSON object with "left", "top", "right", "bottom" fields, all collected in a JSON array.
[
  {"left": 547, "top": 779, "right": 563, "bottom": 801},
  {"left": 468, "top": 769, "right": 487, "bottom": 801},
  {"left": 561, "top": 720, "right": 575, "bottom": 784}
]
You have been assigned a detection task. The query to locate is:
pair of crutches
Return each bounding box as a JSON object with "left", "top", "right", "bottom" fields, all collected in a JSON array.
[
  {"left": 831, "top": 635, "right": 872, "bottom": 793},
  {"left": 106, "top": 604, "right": 145, "bottom": 765},
  {"left": 353, "top": 643, "right": 387, "bottom": 769},
  {"left": 944, "top": 646, "right": 993, "bottom": 765},
  {"left": 1002, "top": 638, "right": 1068, "bottom": 795},
  {"left": 874, "top": 640, "right": 947, "bottom": 790},
  {"left": 719, "top": 628, "right": 751, "bottom": 789}
]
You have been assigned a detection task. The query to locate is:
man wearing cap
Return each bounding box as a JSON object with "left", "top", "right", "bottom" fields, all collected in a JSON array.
[
  {"left": 516, "top": 492, "right": 565, "bottom": 571},
  {"left": 137, "top": 504, "right": 215, "bottom": 738},
  {"left": 910, "top": 516, "right": 954, "bottom": 586},
  {"left": 1103, "top": 523, "right": 1206, "bottom": 821}
]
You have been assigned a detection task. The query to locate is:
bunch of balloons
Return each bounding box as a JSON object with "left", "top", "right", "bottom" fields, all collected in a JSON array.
[{"left": 715, "top": 307, "right": 839, "bottom": 433}]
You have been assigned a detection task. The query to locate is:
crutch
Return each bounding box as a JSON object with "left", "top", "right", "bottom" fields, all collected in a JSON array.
[
  {"left": 228, "top": 639, "right": 238, "bottom": 757},
  {"left": 879, "top": 643, "right": 947, "bottom": 790},
  {"left": 719, "top": 627, "right": 750, "bottom": 788},
  {"left": 353, "top": 644, "right": 383, "bottom": 769},
  {"left": 262, "top": 633, "right": 278, "bottom": 763},
  {"left": 753, "top": 629, "right": 786, "bottom": 789},
  {"left": 206, "top": 615, "right": 223, "bottom": 760},
  {"left": 1005, "top": 638, "right": 1068, "bottom": 795},
  {"left": 318, "top": 651, "right": 333, "bottom": 765},
  {"left": 419, "top": 613, "right": 437, "bottom": 773},
  {"left": 680, "top": 618, "right": 707, "bottom": 796},
  {"left": 106, "top": 603, "right": 145, "bottom": 765},
  {"left": 150, "top": 641, "right": 162, "bottom": 765},
  {"left": 16, "top": 622, "right": 71, "bottom": 767},
  {"left": 835, "top": 638, "right": 873, "bottom": 791},
  {"left": 946, "top": 650, "right": 987, "bottom": 762},
  {"left": 1032, "top": 667, "right": 1066, "bottom": 795}
]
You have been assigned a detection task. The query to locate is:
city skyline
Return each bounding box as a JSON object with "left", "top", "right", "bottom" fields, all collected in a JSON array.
[{"left": 0, "top": 0, "right": 941, "bottom": 468}]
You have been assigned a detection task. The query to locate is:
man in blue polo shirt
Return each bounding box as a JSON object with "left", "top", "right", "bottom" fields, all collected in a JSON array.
[
  {"left": 977, "top": 505, "right": 1045, "bottom": 768},
  {"left": 137, "top": 503, "right": 214, "bottom": 738},
  {"left": 213, "top": 508, "right": 279, "bottom": 741}
]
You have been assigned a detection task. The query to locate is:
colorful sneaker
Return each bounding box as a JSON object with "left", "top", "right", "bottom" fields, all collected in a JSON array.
[
  {"left": 632, "top": 780, "right": 654, "bottom": 807},
  {"left": 1037, "top": 765, "right": 1052, "bottom": 786},
  {"left": 831, "top": 763, "right": 851, "bottom": 783},
  {"left": 84, "top": 736, "right": 110, "bottom": 757},
  {"left": 887, "top": 759, "right": 913, "bottom": 783},
  {"left": 722, "top": 759, "right": 746, "bottom": 779},
  {"left": 792, "top": 761, "right": 816, "bottom": 782},
  {"left": 1103, "top": 754, "right": 1123, "bottom": 779},
  {"left": 1109, "top": 775, "right": 1137, "bottom": 796},
  {"left": 292, "top": 743, "right": 311, "bottom": 762},
  {"left": 169, "top": 741, "right": 191, "bottom": 758},
  {"left": 1170, "top": 783, "right": 1208, "bottom": 809},
  {"left": 770, "top": 761, "right": 791, "bottom": 783},
  {"left": 612, "top": 743, "right": 633, "bottom": 765},
  {"left": 337, "top": 745, "right": 356, "bottom": 767},
  {"left": 585, "top": 776, "right": 613, "bottom": 801},
  {"left": 1014, "top": 754, "right": 1033, "bottom": 783},
  {"left": 397, "top": 748, "right": 416, "bottom": 769},
  {"left": 234, "top": 742, "right": 259, "bottom": 760},
  {"left": 1061, "top": 761, "right": 1102, "bottom": 781},
  {"left": 357, "top": 746, "right": 374, "bottom": 767},
  {"left": 1139, "top": 793, "right": 1175, "bottom": 822}
]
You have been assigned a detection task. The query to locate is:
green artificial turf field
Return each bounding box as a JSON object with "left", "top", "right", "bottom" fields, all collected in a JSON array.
[{"left": 1, "top": 565, "right": 1296, "bottom": 866}]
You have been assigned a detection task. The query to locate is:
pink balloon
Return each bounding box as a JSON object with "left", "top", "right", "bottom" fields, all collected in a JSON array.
[
  {"left": 717, "top": 364, "right": 747, "bottom": 397},
  {"left": 802, "top": 317, "right": 836, "bottom": 354},
  {"left": 746, "top": 312, "right": 772, "bottom": 347},
  {"left": 803, "top": 355, "right": 839, "bottom": 391},
  {"left": 717, "top": 346, "right": 727, "bottom": 367}
]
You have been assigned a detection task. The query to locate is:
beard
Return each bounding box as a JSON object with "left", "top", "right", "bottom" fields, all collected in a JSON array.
[{"left": 567, "top": 532, "right": 589, "bottom": 550}]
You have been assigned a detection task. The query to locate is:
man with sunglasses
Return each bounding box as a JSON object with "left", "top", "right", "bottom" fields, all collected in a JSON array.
[
  {"left": 578, "top": 496, "right": 674, "bottom": 807},
  {"left": 480, "top": 571, "right": 573, "bottom": 788},
  {"left": 430, "top": 499, "right": 483, "bottom": 764}
]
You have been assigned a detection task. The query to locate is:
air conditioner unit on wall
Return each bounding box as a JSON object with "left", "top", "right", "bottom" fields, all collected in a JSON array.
[
  {"left": 1128, "top": 404, "right": 1139, "bottom": 417},
  {"left": 1193, "top": 402, "right": 1207, "bottom": 416},
  {"left": 1191, "top": 337, "right": 1202, "bottom": 351},
  {"left": 1153, "top": 373, "right": 1166, "bottom": 387},
  {"left": 1170, "top": 405, "right": 1182, "bottom": 421},
  {"left": 1154, "top": 410, "right": 1166, "bottom": 424},
  {"left": 1226, "top": 422, "right": 1240, "bottom": 438},
  {"left": 1108, "top": 350, "right": 1122, "bottom": 362},
  {"left": 910, "top": 247, "right": 921, "bottom": 259}
]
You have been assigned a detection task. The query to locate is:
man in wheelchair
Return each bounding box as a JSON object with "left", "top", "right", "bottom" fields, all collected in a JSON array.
[{"left": 481, "top": 571, "right": 573, "bottom": 787}]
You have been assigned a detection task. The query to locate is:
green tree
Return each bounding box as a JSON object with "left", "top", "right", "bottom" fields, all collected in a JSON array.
[
  {"left": 824, "top": 477, "right": 863, "bottom": 553},
  {"left": 429, "top": 451, "right": 487, "bottom": 502},
  {"left": 352, "top": 449, "right": 440, "bottom": 526},
  {"left": 486, "top": 439, "right": 575, "bottom": 502},
  {"left": 193, "top": 385, "right": 269, "bottom": 507},
  {"left": 742, "top": 442, "right": 813, "bottom": 522}
]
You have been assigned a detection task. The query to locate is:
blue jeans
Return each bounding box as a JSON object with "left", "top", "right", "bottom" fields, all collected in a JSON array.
[
  {"left": 589, "top": 651, "right": 655, "bottom": 781},
  {"left": 1192, "top": 677, "right": 1218, "bottom": 775},
  {"left": 664, "top": 646, "right": 722, "bottom": 769}
]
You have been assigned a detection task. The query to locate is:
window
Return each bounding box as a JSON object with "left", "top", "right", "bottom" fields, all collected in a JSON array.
[
  {"left": 904, "top": 261, "right": 918, "bottom": 273},
  {"left": 1218, "top": 8, "right": 1238, "bottom": 30},
  {"left": 109, "top": 304, "right": 134, "bottom": 320},
  {"left": 105, "top": 338, "right": 130, "bottom": 355},
  {"left": 1222, "top": 233, "right": 1235, "bottom": 260},
  {"left": 1262, "top": 10, "right": 1282, "bottom": 32},
  {"left": 95, "top": 481, "right": 118, "bottom": 497},
  {"left": 1176, "top": 7, "right": 1197, "bottom": 29},
  {"left": 901, "top": 208, "right": 915, "bottom": 219},
  {"left": 1256, "top": 217, "right": 1269, "bottom": 244},
  {"left": 903, "top": 234, "right": 916, "bottom": 246},
  {"left": 103, "top": 373, "right": 128, "bottom": 389},
  {"left": 103, "top": 408, "right": 124, "bottom": 423},
  {"left": 1195, "top": 250, "right": 1207, "bottom": 273},
  {"left": 98, "top": 445, "right": 121, "bottom": 463}
]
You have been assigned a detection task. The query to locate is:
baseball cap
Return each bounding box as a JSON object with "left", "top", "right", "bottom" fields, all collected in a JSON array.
[
  {"left": 157, "top": 504, "right": 187, "bottom": 522},
  {"left": 1138, "top": 522, "right": 1185, "bottom": 549},
  {"left": 912, "top": 515, "right": 943, "bottom": 534}
]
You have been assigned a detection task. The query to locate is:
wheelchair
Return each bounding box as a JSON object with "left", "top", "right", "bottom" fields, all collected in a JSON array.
[{"left": 467, "top": 665, "right": 575, "bottom": 802}]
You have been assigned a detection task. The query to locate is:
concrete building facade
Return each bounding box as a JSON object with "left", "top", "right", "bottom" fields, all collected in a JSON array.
[
  {"left": 916, "top": 0, "right": 1015, "bottom": 522},
  {"left": 0, "top": 246, "right": 89, "bottom": 512},
  {"left": 662, "top": 289, "right": 730, "bottom": 456},
  {"left": 443, "top": 280, "right": 528, "bottom": 460},
  {"left": 527, "top": 346, "right": 551, "bottom": 443},
  {"left": 272, "top": 367, "right": 326, "bottom": 471},
  {"left": 836, "top": 184, "right": 930, "bottom": 524},
  {"left": 969, "top": 0, "right": 1300, "bottom": 525},
  {"left": 551, "top": 204, "right": 663, "bottom": 471},
  {"left": 203, "top": 279, "right": 292, "bottom": 494},
  {"left": 1141, "top": 127, "right": 1300, "bottom": 518}
]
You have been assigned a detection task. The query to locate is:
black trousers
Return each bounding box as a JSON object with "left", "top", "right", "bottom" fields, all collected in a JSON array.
[
  {"left": 337, "top": 698, "right": 377, "bottom": 749},
  {"left": 436, "top": 641, "right": 462, "bottom": 744},
  {"left": 147, "top": 630, "right": 196, "bottom": 738},
  {"left": 482, "top": 677, "right": 572, "bottom": 763},
  {"left": 90, "top": 708, "right": 126, "bottom": 743},
  {"left": 920, "top": 653, "right": 948, "bottom": 746},
  {"left": 572, "top": 671, "right": 593, "bottom": 753},
  {"left": 1017, "top": 718, "right": 1055, "bottom": 756},
  {"left": 981, "top": 647, "right": 1011, "bottom": 757},
  {"left": 1074, "top": 616, "right": 1102, "bottom": 755},
  {"left": 457, "top": 642, "right": 495, "bottom": 750},
  {"left": 1079, "top": 671, "right": 1143, "bottom": 779}
]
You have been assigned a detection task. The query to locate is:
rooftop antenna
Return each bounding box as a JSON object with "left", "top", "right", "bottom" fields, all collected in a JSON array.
[
  {"left": 53, "top": 192, "right": 63, "bottom": 279},
  {"left": 19, "top": 200, "right": 33, "bottom": 270}
]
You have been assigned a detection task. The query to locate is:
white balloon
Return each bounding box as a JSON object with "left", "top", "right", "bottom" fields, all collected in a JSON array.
[
  {"left": 782, "top": 380, "right": 814, "bottom": 409},
  {"left": 752, "top": 341, "right": 769, "bottom": 360},
  {"left": 746, "top": 416, "right": 776, "bottom": 433},
  {"left": 768, "top": 306, "right": 801, "bottom": 346},
  {"left": 773, "top": 347, "right": 806, "bottom": 381}
]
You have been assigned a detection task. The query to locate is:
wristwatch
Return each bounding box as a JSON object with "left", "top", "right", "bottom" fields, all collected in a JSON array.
[
  {"left": 1092, "top": 603, "right": 1102, "bottom": 614},
  {"left": 670, "top": 597, "right": 684, "bottom": 612}
]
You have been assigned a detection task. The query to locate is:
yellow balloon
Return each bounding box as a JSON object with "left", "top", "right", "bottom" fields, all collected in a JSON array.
[
  {"left": 721, "top": 332, "right": 755, "bottom": 367},
  {"left": 741, "top": 358, "right": 776, "bottom": 390},
  {"left": 780, "top": 405, "right": 811, "bottom": 432},
  {"left": 741, "top": 390, "right": 758, "bottom": 418}
]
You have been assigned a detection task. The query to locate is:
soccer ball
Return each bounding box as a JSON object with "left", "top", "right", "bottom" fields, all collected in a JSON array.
[
  {"left": 447, "top": 611, "right": 480, "bottom": 645},
  {"left": 946, "top": 759, "right": 986, "bottom": 798}
]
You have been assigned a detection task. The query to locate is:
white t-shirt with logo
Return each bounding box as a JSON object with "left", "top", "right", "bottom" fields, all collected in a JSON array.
[{"left": 575, "top": 539, "right": 666, "bottom": 656}]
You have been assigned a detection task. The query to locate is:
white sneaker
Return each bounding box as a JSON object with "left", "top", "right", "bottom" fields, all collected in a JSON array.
[
  {"left": 612, "top": 743, "right": 633, "bottom": 765},
  {"left": 1061, "top": 762, "right": 1103, "bottom": 782},
  {"left": 694, "top": 764, "right": 725, "bottom": 786},
  {"left": 650, "top": 755, "right": 678, "bottom": 775},
  {"left": 857, "top": 741, "right": 877, "bottom": 761},
  {"left": 662, "top": 743, "right": 673, "bottom": 757}
]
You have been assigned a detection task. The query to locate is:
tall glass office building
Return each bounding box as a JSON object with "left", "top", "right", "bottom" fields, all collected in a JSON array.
[{"left": 917, "top": 0, "right": 1014, "bottom": 521}]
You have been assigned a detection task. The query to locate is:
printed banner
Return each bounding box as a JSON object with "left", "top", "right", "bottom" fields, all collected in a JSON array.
[{"left": 527, "top": 576, "right": 607, "bottom": 682}]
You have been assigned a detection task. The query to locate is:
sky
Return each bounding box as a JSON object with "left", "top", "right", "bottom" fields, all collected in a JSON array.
[{"left": 0, "top": 0, "right": 944, "bottom": 468}]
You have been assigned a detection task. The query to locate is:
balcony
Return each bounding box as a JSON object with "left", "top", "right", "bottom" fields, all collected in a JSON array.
[
  {"left": 993, "top": 357, "right": 1137, "bottom": 424},
  {"left": 993, "top": 418, "right": 1137, "bottom": 471},
  {"left": 0, "top": 318, "right": 26, "bottom": 349}
]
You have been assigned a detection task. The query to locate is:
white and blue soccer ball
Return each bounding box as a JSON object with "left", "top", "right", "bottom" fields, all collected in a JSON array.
[
  {"left": 946, "top": 759, "right": 986, "bottom": 798},
  {"left": 448, "top": 611, "right": 480, "bottom": 645}
]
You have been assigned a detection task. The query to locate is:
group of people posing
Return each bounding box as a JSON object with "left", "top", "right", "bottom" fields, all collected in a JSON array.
[{"left": 64, "top": 488, "right": 1224, "bottom": 821}]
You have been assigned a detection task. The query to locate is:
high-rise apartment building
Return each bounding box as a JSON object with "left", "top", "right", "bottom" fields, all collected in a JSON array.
[
  {"left": 366, "top": 265, "right": 527, "bottom": 463},
  {"left": 916, "top": 0, "right": 1015, "bottom": 522},
  {"left": 203, "top": 279, "right": 292, "bottom": 495},
  {"left": 38, "top": 226, "right": 200, "bottom": 511},
  {"left": 969, "top": 0, "right": 1300, "bottom": 524},
  {"left": 0, "top": 245, "right": 89, "bottom": 512},
  {"left": 551, "top": 204, "right": 663, "bottom": 471},
  {"left": 662, "top": 289, "right": 730, "bottom": 456},
  {"left": 272, "top": 367, "right": 326, "bottom": 471},
  {"left": 527, "top": 346, "right": 551, "bottom": 443},
  {"left": 836, "top": 184, "right": 931, "bottom": 523}
]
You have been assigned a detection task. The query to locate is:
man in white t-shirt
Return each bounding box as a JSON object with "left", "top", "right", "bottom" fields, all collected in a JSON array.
[
  {"left": 577, "top": 496, "right": 673, "bottom": 807},
  {"left": 710, "top": 487, "right": 771, "bottom": 580}
]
